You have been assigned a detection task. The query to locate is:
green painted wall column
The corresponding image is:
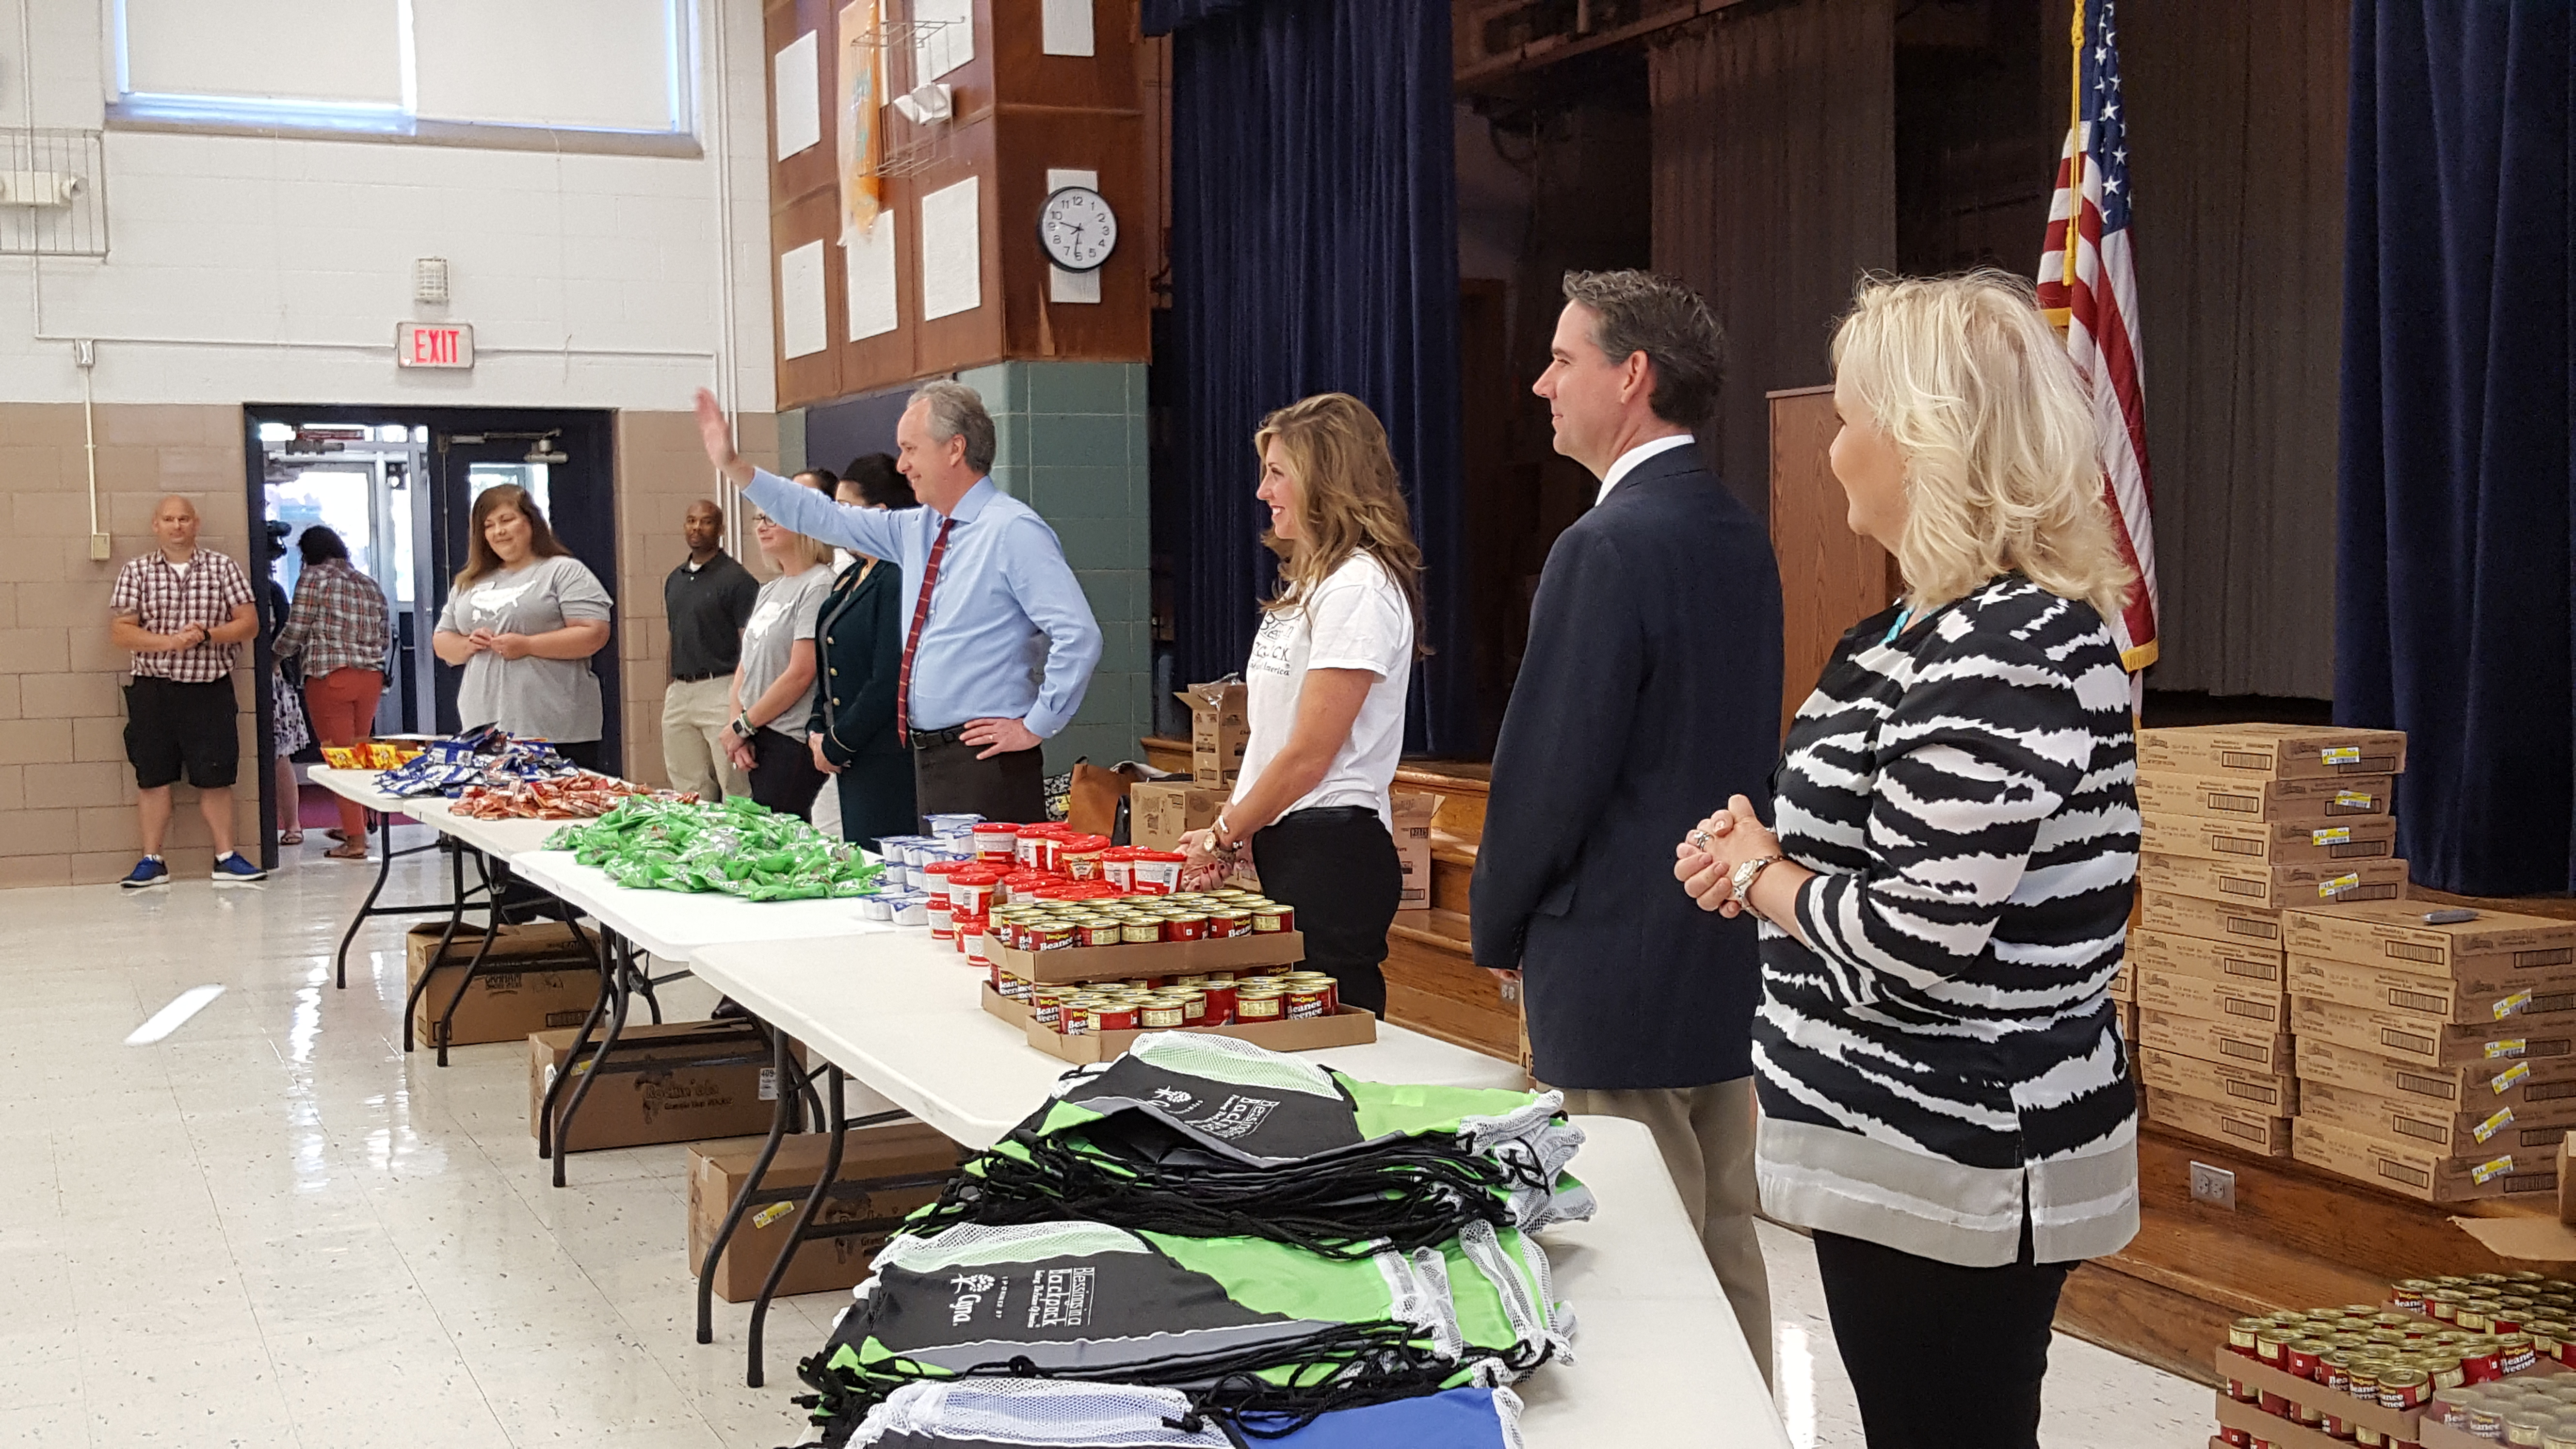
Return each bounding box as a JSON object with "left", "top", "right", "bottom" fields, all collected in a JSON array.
[{"left": 954, "top": 360, "right": 1151, "bottom": 775}]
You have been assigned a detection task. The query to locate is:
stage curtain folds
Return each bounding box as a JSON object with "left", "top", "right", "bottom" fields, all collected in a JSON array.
[
  {"left": 2335, "top": 0, "right": 2576, "bottom": 895},
  {"left": 1153, "top": 0, "right": 1469, "bottom": 755}
]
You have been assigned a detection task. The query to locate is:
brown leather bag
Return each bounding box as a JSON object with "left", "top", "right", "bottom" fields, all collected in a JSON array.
[{"left": 1065, "top": 760, "right": 1131, "bottom": 839}]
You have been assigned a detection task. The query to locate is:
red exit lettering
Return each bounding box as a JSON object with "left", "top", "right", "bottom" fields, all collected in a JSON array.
[{"left": 396, "top": 322, "right": 474, "bottom": 369}]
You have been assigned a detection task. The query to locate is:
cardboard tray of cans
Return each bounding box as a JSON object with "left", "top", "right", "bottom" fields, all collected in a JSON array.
[
  {"left": 2137, "top": 723, "right": 2408, "bottom": 781},
  {"left": 2138, "top": 771, "right": 2396, "bottom": 823},
  {"left": 2290, "top": 1117, "right": 2559, "bottom": 1205},
  {"left": 2216, "top": 1314, "right": 2570, "bottom": 1449},
  {"left": 2286, "top": 901, "right": 2576, "bottom": 983},
  {"left": 2291, "top": 996, "right": 2576, "bottom": 1071},
  {"left": 982, "top": 985, "right": 1377, "bottom": 1063},
  {"left": 2143, "top": 813, "right": 2402, "bottom": 869},
  {"left": 2294, "top": 1037, "right": 2576, "bottom": 1122},
  {"left": 987, "top": 932, "right": 1308, "bottom": 986},
  {"left": 2141, "top": 852, "right": 2412, "bottom": 913}
]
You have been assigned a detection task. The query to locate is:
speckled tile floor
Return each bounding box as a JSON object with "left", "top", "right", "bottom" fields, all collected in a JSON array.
[{"left": 0, "top": 825, "right": 2209, "bottom": 1446}]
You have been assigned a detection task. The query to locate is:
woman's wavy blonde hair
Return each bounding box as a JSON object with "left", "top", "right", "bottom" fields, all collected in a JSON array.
[
  {"left": 1830, "top": 270, "right": 2135, "bottom": 624},
  {"left": 1255, "top": 392, "right": 1430, "bottom": 659}
]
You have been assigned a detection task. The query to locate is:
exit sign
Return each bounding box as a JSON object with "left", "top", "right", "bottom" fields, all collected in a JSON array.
[{"left": 396, "top": 322, "right": 475, "bottom": 370}]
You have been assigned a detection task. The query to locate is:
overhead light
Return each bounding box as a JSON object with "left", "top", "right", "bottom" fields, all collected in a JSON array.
[
  {"left": 256, "top": 421, "right": 295, "bottom": 443},
  {"left": 891, "top": 82, "right": 952, "bottom": 126}
]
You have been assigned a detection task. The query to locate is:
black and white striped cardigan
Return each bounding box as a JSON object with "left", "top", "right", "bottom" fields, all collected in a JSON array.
[{"left": 1753, "top": 575, "right": 2141, "bottom": 1268}]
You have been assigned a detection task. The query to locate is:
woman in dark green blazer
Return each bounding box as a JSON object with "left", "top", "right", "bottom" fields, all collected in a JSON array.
[{"left": 805, "top": 455, "right": 918, "bottom": 848}]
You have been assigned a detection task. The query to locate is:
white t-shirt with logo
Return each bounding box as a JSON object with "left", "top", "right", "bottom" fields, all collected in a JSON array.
[{"left": 1233, "top": 551, "right": 1414, "bottom": 828}]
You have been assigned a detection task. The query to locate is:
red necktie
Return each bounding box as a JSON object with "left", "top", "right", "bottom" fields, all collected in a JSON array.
[{"left": 894, "top": 516, "right": 954, "bottom": 746}]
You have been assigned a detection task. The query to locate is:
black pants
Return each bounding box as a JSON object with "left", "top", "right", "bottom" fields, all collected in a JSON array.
[
  {"left": 911, "top": 735, "right": 1045, "bottom": 828},
  {"left": 553, "top": 738, "right": 606, "bottom": 773},
  {"left": 749, "top": 728, "right": 827, "bottom": 821},
  {"left": 1810, "top": 1223, "right": 2074, "bottom": 1449},
  {"left": 1248, "top": 806, "right": 1400, "bottom": 1017}
]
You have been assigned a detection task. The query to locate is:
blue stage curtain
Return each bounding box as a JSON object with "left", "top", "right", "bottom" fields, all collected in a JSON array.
[
  {"left": 2335, "top": 0, "right": 2576, "bottom": 895},
  {"left": 1151, "top": 0, "right": 1468, "bottom": 757}
]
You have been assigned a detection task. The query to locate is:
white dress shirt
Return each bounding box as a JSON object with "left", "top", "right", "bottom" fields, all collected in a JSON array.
[{"left": 1593, "top": 433, "right": 1696, "bottom": 505}]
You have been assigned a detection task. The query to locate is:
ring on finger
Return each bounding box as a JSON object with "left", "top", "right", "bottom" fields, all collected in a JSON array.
[{"left": 1688, "top": 829, "right": 1712, "bottom": 850}]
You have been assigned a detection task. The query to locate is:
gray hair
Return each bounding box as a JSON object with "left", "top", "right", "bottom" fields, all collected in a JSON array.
[
  {"left": 911, "top": 380, "right": 998, "bottom": 475},
  {"left": 1561, "top": 270, "right": 1726, "bottom": 428}
]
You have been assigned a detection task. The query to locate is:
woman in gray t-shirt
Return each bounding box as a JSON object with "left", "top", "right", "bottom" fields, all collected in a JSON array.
[
  {"left": 432, "top": 485, "right": 614, "bottom": 771},
  {"left": 722, "top": 488, "right": 836, "bottom": 819}
]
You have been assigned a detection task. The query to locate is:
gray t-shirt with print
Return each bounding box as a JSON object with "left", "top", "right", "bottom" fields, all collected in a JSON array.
[
  {"left": 736, "top": 564, "right": 833, "bottom": 739},
  {"left": 436, "top": 554, "right": 614, "bottom": 743}
]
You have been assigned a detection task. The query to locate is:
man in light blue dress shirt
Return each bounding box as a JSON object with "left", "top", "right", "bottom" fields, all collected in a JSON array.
[{"left": 693, "top": 383, "right": 1102, "bottom": 826}]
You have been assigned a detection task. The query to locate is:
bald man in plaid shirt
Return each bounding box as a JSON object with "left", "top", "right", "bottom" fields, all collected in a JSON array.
[{"left": 108, "top": 496, "right": 266, "bottom": 888}]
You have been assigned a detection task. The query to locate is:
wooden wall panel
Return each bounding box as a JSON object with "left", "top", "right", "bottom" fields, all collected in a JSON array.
[
  {"left": 1770, "top": 385, "right": 1892, "bottom": 733},
  {"left": 992, "top": 108, "right": 1150, "bottom": 361},
  {"left": 774, "top": 189, "right": 848, "bottom": 407}
]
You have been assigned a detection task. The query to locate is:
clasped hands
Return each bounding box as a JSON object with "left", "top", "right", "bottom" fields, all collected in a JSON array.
[
  {"left": 461, "top": 628, "right": 534, "bottom": 660},
  {"left": 1675, "top": 792, "right": 1782, "bottom": 918}
]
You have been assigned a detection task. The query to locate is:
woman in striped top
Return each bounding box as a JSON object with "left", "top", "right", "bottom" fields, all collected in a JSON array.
[{"left": 1675, "top": 272, "right": 2141, "bottom": 1448}]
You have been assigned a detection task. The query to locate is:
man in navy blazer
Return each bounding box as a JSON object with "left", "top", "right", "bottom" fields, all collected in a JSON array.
[{"left": 1472, "top": 270, "right": 1783, "bottom": 1384}]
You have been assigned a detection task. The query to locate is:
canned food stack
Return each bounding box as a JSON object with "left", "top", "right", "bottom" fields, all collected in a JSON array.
[
  {"left": 2280, "top": 897, "right": 2576, "bottom": 1207},
  {"left": 2214, "top": 1275, "right": 2576, "bottom": 1449}
]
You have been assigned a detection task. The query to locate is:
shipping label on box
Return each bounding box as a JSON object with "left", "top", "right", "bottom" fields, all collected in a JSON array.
[
  {"left": 2138, "top": 888, "right": 2286, "bottom": 950},
  {"left": 2291, "top": 994, "right": 2576, "bottom": 1070},
  {"left": 2136, "top": 967, "right": 2287, "bottom": 1030},
  {"left": 1176, "top": 680, "right": 1249, "bottom": 787},
  {"left": 2134, "top": 772, "right": 2396, "bottom": 824},
  {"left": 2137, "top": 1006, "right": 2294, "bottom": 1074},
  {"left": 2126, "top": 926, "right": 2284, "bottom": 988},
  {"left": 528, "top": 1021, "right": 775, "bottom": 1152},
  {"left": 2289, "top": 1115, "right": 2555, "bottom": 1205},
  {"left": 2287, "top": 952, "right": 2576, "bottom": 1027},
  {"left": 2283, "top": 899, "right": 2576, "bottom": 980},
  {"left": 2139, "top": 1045, "right": 2299, "bottom": 1114},
  {"left": 2137, "top": 724, "right": 2408, "bottom": 780},
  {"left": 2141, "top": 1086, "right": 2290, "bottom": 1157},
  {"left": 2140, "top": 852, "right": 2409, "bottom": 912},
  {"left": 2140, "top": 813, "right": 2400, "bottom": 868},
  {"left": 1128, "top": 781, "right": 1224, "bottom": 852},
  {"left": 1392, "top": 791, "right": 1440, "bottom": 911},
  {"left": 687, "top": 1124, "right": 960, "bottom": 1303}
]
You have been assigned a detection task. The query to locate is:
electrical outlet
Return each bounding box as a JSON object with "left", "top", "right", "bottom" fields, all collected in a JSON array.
[{"left": 2190, "top": 1160, "right": 2237, "bottom": 1210}]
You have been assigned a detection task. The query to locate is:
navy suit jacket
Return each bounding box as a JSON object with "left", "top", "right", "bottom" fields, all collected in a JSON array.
[{"left": 1470, "top": 442, "right": 1785, "bottom": 1089}]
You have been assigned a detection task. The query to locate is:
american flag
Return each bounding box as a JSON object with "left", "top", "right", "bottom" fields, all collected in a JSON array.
[{"left": 2036, "top": 0, "right": 2159, "bottom": 674}]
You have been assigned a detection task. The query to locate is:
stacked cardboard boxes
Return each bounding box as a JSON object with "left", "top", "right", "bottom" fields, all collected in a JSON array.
[{"left": 2131, "top": 724, "right": 2408, "bottom": 1159}]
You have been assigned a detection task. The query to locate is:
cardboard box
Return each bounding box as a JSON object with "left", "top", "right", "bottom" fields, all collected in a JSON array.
[
  {"left": 2291, "top": 1035, "right": 2576, "bottom": 1116},
  {"left": 987, "top": 931, "right": 1306, "bottom": 986},
  {"left": 2292, "top": 994, "right": 2576, "bottom": 1070},
  {"left": 2138, "top": 1006, "right": 2295, "bottom": 1074},
  {"left": 2290, "top": 1115, "right": 2554, "bottom": 1204},
  {"left": 2139, "top": 852, "right": 2409, "bottom": 912},
  {"left": 1392, "top": 792, "right": 1441, "bottom": 912},
  {"left": 1128, "top": 781, "right": 1224, "bottom": 853},
  {"left": 1176, "top": 680, "right": 1249, "bottom": 787},
  {"left": 2137, "top": 723, "right": 2408, "bottom": 781},
  {"left": 2142, "top": 1087, "right": 2290, "bottom": 1157},
  {"left": 528, "top": 1020, "right": 777, "bottom": 1152},
  {"left": 687, "top": 1124, "right": 960, "bottom": 1303},
  {"left": 2134, "top": 772, "right": 2396, "bottom": 823},
  {"left": 2109, "top": 959, "right": 2134, "bottom": 1002},
  {"left": 2136, "top": 966, "right": 2287, "bottom": 1030},
  {"left": 2287, "top": 952, "right": 2576, "bottom": 1027},
  {"left": 405, "top": 921, "right": 601, "bottom": 1048},
  {"left": 2283, "top": 899, "right": 2576, "bottom": 979},
  {"left": 2140, "top": 813, "right": 2400, "bottom": 868},
  {"left": 2139, "top": 888, "right": 2286, "bottom": 950},
  {"left": 2127, "top": 926, "right": 2285, "bottom": 989},
  {"left": 2139, "top": 1045, "right": 2299, "bottom": 1114},
  {"left": 1019, "top": 1003, "right": 1378, "bottom": 1064},
  {"left": 2295, "top": 1077, "right": 2576, "bottom": 1157}
]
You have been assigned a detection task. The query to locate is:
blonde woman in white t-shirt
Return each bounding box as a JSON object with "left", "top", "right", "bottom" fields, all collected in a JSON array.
[{"left": 1179, "top": 393, "right": 1425, "bottom": 1017}]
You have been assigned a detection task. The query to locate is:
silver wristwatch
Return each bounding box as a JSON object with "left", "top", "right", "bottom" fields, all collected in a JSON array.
[{"left": 1730, "top": 854, "right": 1784, "bottom": 915}]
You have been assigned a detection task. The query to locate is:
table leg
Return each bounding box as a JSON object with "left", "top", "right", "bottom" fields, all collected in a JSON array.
[
  {"left": 748, "top": 1064, "right": 844, "bottom": 1390},
  {"left": 335, "top": 807, "right": 400, "bottom": 990},
  {"left": 537, "top": 924, "right": 617, "bottom": 1167},
  {"left": 431, "top": 849, "right": 512, "bottom": 1067},
  {"left": 698, "top": 1020, "right": 799, "bottom": 1346},
  {"left": 549, "top": 931, "right": 635, "bottom": 1190}
]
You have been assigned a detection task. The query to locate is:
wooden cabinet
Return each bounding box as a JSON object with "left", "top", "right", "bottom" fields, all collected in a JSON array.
[{"left": 1768, "top": 385, "right": 1897, "bottom": 733}]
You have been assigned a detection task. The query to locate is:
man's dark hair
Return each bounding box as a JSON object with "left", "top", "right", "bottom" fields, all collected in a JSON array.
[
  {"left": 794, "top": 467, "right": 840, "bottom": 493},
  {"left": 842, "top": 451, "right": 917, "bottom": 509},
  {"left": 1561, "top": 270, "right": 1726, "bottom": 428},
  {"left": 297, "top": 524, "right": 349, "bottom": 565}
]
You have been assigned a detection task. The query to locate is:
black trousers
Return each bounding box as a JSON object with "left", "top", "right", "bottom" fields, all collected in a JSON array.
[
  {"left": 1248, "top": 806, "right": 1400, "bottom": 1017},
  {"left": 553, "top": 738, "right": 606, "bottom": 774},
  {"left": 911, "top": 735, "right": 1046, "bottom": 828},
  {"left": 748, "top": 728, "right": 826, "bottom": 821},
  {"left": 1810, "top": 1223, "right": 2075, "bottom": 1449}
]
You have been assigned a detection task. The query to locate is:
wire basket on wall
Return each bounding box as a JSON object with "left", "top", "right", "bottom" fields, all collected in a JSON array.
[{"left": 0, "top": 128, "right": 108, "bottom": 257}]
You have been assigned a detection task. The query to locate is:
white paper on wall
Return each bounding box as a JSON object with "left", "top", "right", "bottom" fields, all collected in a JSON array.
[
  {"left": 919, "top": 177, "right": 982, "bottom": 322},
  {"left": 912, "top": 0, "right": 973, "bottom": 83},
  {"left": 1041, "top": 0, "right": 1095, "bottom": 57},
  {"left": 773, "top": 32, "right": 821, "bottom": 160},
  {"left": 1044, "top": 167, "right": 1102, "bottom": 305},
  {"left": 846, "top": 216, "right": 900, "bottom": 341},
  {"left": 780, "top": 240, "right": 828, "bottom": 358}
]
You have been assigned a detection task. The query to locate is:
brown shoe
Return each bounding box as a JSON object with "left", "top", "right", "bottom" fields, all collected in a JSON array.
[{"left": 324, "top": 841, "right": 369, "bottom": 861}]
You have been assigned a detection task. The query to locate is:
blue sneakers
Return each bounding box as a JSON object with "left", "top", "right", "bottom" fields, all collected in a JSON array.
[
  {"left": 210, "top": 852, "right": 269, "bottom": 886},
  {"left": 120, "top": 856, "right": 170, "bottom": 889}
]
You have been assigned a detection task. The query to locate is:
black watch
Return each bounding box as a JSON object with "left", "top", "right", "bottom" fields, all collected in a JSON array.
[{"left": 730, "top": 716, "right": 756, "bottom": 741}]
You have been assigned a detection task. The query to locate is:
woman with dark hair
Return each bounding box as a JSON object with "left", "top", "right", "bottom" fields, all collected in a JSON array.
[
  {"left": 431, "top": 485, "right": 614, "bottom": 772},
  {"left": 275, "top": 523, "right": 390, "bottom": 858},
  {"left": 805, "top": 451, "right": 918, "bottom": 848}
]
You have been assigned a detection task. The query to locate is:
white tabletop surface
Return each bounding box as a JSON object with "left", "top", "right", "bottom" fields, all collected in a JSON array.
[
  {"left": 307, "top": 765, "right": 418, "bottom": 816},
  {"left": 306, "top": 768, "right": 577, "bottom": 861},
  {"left": 508, "top": 850, "right": 900, "bottom": 964}
]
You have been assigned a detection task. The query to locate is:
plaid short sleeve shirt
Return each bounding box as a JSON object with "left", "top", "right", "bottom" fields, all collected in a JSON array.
[
  {"left": 274, "top": 559, "right": 391, "bottom": 679},
  {"left": 109, "top": 549, "right": 256, "bottom": 683}
]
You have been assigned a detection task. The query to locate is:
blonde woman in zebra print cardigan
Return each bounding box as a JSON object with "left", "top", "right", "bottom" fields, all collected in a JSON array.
[{"left": 1676, "top": 272, "right": 2141, "bottom": 1449}]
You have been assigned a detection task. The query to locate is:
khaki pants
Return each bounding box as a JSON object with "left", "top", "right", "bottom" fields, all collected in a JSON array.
[
  {"left": 1556, "top": 1077, "right": 1774, "bottom": 1387},
  {"left": 660, "top": 676, "right": 748, "bottom": 801}
]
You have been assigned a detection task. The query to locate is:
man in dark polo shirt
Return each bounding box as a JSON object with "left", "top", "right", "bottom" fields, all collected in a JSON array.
[{"left": 660, "top": 498, "right": 757, "bottom": 799}]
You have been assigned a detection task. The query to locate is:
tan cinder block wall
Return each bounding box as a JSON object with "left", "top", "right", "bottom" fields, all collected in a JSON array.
[
  {"left": 611, "top": 410, "right": 777, "bottom": 789},
  {"left": 0, "top": 402, "right": 258, "bottom": 887}
]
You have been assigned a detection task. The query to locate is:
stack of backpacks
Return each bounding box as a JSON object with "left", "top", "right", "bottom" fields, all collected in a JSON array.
[{"left": 792, "top": 1032, "right": 1593, "bottom": 1448}]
